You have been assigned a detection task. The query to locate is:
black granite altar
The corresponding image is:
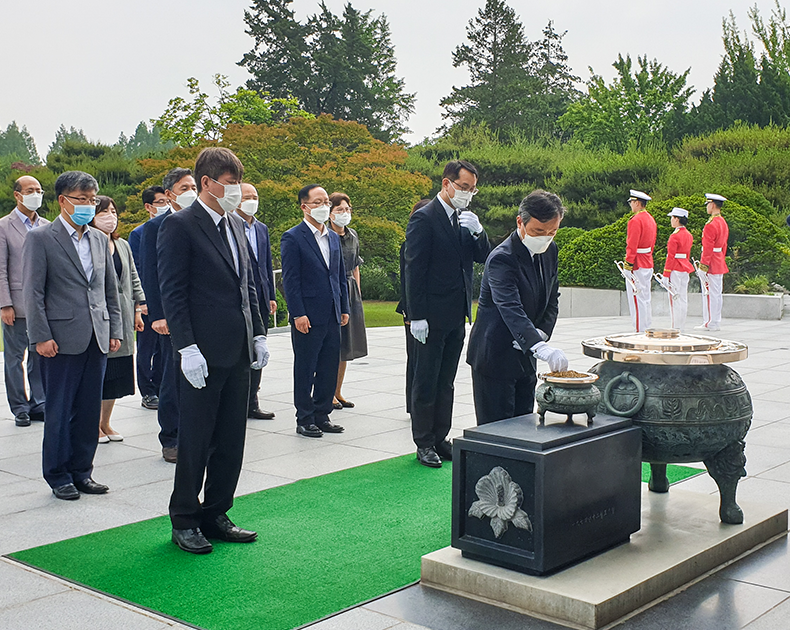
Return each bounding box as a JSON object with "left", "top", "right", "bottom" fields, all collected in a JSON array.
[{"left": 452, "top": 413, "right": 642, "bottom": 576}]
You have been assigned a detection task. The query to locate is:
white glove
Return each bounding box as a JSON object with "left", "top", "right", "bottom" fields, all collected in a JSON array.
[
  {"left": 179, "top": 344, "right": 208, "bottom": 389},
  {"left": 458, "top": 211, "right": 483, "bottom": 235},
  {"left": 531, "top": 341, "right": 569, "bottom": 373},
  {"left": 410, "top": 319, "right": 429, "bottom": 344},
  {"left": 251, "top": 335, "right": 269, "bottom": 370}
]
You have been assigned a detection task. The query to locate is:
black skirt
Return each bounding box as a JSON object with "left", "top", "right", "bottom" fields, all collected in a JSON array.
[
  {"left": 102, "top": 355, "right": 135, "bottom": 400},
  {"left": 341, "top": 276, "right": 368, "bottom": 361}
]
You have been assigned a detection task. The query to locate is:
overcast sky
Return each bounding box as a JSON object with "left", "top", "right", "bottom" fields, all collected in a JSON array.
[{"left": 0, "top": 0, "right": 779, "bottom": 156}]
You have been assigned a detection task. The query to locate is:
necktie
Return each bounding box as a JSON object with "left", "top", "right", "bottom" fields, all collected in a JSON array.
[
  {"left": 535, "top": 254, "right": 545, "bottom": 296},
  {"left": 217, "top": 217, "right": 234, "bottom": 265},
  {"left": 451, "top": 211, "right": 462, "bottom": 243}
]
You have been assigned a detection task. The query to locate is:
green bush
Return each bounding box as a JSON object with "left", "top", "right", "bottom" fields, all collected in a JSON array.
[
  {"left": 732, "top": 275, "right": 773, "bottom": 295},
  {"left": 554, "top": 226, "right": 586, "bottom": 251},
  {"left": 558, "top": 196, "right": 790, "bottom": 291}
]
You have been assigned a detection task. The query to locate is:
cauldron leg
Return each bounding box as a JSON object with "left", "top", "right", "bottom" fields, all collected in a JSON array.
[
  {"left": 538, "top": 409, "right": 545, "bottom": 424},
  {"left": 648, "top": 463, "right": 669, "bottom": 493},
  {"left": 704, "top": 440, "right": 747, "bottom": 525},
  {"left": 586, "top": 411, "right": 595, "bottom": 426}
]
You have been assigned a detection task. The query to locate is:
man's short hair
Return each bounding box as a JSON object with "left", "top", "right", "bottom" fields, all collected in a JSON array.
[
  {"left": 54, "top": 171, "right": 99, "bottom": 197},
  {"left": 442, "top": 160, "right": 479, "bottom": 182},
  {"left": 13, "top": 177, "right": 24, "bottom": 193},
  {"left": 142, "top": 185, "right": 166, "bottom": 206},
  {"left": 298, "top": 184, "right": 322, "bottom": 204},
  {"left": 162, "top": 167, "right": 193, "bottom": 192},
  {"left": 194, "top": 148, "right": 244, "bottom": 192},
  {"left": 518, "top": 190, "right": 565, "bottom": 224}
]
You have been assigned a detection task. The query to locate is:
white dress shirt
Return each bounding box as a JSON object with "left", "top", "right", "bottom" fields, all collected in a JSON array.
[
  {"left": 244, "top": 219, "right": 259, "bottom": 261},
  {"left": 199, "top": 198, "right": 239, "bottom": 274},
  {"left": 59, "top": 215, "right": 93, "bottom": 281},
  {"left": 14, "top": 208, "right": 40, "bottom": 231},
  {"left": 436, "top": 194, "right": 457, "bottom": 224},
  {"left": 303, "top": 218, "right": 330, "bottom": 267}
]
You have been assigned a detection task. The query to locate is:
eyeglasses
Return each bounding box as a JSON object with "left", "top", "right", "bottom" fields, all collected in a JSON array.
[
  {"left": 450, "top": 180, "right": 478, "bottom": 195},
  {"left": 63, "top": 194, "right": 100, "bottom": 206}
]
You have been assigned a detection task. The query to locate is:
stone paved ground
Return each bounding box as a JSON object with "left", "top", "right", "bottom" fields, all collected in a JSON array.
[{"left": 0, "top": 314, "right": 788, "bottom": 629}]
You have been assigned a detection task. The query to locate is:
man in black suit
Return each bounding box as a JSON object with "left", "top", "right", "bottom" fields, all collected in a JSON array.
[
  {"left": 139, "top": 168, "right": 198, "bottom": 464},
  {"left": 467, "top": 190, "right": 569, "bottom": 425},
  {"left": 281, "top": 184, "right": 349, "bottom": 438},
  {"left": 158, "top": 148, "right": 269, "bottom": 554},
  {"left": 404, "top": 161, "right": 491, "bottom": 468},
  {"left": 235, "top": 182, "right": 277, "bottom": 420}
]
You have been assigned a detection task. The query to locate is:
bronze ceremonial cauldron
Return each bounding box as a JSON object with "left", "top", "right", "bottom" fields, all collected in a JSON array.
[
  {"left": 582, "top": 330, "right": 751, "bottom": 524},
  {"left": 535, "top": 372, "right": 602, "bottom": 424}
]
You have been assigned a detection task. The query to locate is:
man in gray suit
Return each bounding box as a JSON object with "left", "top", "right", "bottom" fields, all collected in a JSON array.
[
  {"left": 23, "top": 171, "right": 123, "bottom": 501},
  {"left": 0, "top": 176, "right": 49, "bottom": 427}
]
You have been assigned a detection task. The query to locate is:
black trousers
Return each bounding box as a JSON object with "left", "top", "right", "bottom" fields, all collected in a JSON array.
[
  {"left": 156, "top": 336, "right": 180, "bottom": 449},
  {"left": 471, "top": 367, "right": 537, "bottom": 426},
  {"left": 291, "top": 321, "right": 341, "bottom": 426},
  {"left": 403, "top": 320, "right": 416, "bottom": 414},
  {"left": 40, "top": 335, "right": 107, "bottom": 488},
  {"left": 169, "top": 351, "right": 250, "bottom": 530},
  {"left": 410, "top": 324, "right": 465, "bottom": 449},
  {"left": 136, "top": 314, "right": 163, "bottom": 398}
]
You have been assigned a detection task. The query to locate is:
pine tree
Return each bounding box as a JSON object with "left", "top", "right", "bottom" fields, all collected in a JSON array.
[
  {"left": 48, "top": 125, "right": 89, "bottom": 156},
  {"left": 0, "top": 121, "right": 40, "bottom": 164},
  {"left": 239, "top": 0, "right": 415, "bottom": 142}
]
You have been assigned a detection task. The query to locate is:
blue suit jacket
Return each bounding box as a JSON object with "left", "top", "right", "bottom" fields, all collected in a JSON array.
[
  {"left": 281, "top": 220, "right": 349, "bottom": 326},
  {"left": 466, "top": 231, "right": 559, "bottom": 379},
  {"left": 247, "top": 218, "right": 276, "bottom": 308},
  {"left": 128, "top": 223, "right": 145, "bottom": 270},
  {"left": 138, "top": 210, "right": 171, "bottom": 322}
]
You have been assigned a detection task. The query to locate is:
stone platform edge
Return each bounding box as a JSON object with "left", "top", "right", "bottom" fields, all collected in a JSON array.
[{"left": 421, "top": 491, "right": 788, "bottom": 629}]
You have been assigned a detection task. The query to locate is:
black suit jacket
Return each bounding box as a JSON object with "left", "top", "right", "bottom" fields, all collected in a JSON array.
[
  {"left": 281, "top": 220, "right": 349, "bottom": 326},
  {"left": 246, "top": 218, "right": 276, "bottom": 314},
  {"left": 139, "top": 211, "right": 170, "bottom": 322},
  {"left": 157, "top": 201, "right": 265, "bottom": 367},
  {"left": 404, "top": 197, "right": 490, "bottom": 329},
  {"left": 466, "top": 231, "right": 560, "bottom": 379}
]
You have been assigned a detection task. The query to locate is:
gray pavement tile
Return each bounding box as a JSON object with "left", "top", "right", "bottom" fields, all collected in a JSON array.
[
  {"left": 343, "top": 427, "right": 417, "bottom": 455},
  {"left": 752, "top": 386, "right": 790, "bottom": 404},
  {"left": 242, "top": 430, "right": 327, "bottom": 463},
  {"left": 744, "top": 600, "right": 790, "bottom": 630},
  {"left": 0, "top": 431, "right": 44, "bottom": 460},
  {"left": 307, "top": 607, "right": 405, "bottom": 630},
  {"left": 92, "top": 455, "right": 177, "bottom": 491},
  {"left": 734, "top": 476, "right": 790, "bottom": 509},
  {"left": 718, "top": 537, "right": 790, "bottom": 594},
  {"left": 244, "top": 443, "right": 395, "bottom": 480},
  {"left": 0, "top": 560, "right": 70, "bottom": 608},
  {"left": 739, "top": 444, "right": 790, "bottom": 476},
  {"left": 745, "top": 421, "right": 790, "bottom": 448},
  {"left": 0, "top": 589, "right": 175, "bottom": 630}
]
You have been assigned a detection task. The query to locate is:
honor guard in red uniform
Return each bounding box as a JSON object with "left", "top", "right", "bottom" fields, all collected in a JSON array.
[
  {"left": 696, "top": 193, "right": 728, "bottom": 331},
  {"left": 663, "top": 207, "right": 693, "bottom": 331},
  {"left": 623, "top": 190, "right": 657, "bottom": 331}
]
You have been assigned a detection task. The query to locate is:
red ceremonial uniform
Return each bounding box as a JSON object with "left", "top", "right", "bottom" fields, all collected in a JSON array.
[
  {"left": 701, "top": 215, "right": 729, "bottom": 274},
  {"left": 626, "top": 210, "right": 657, "bottom": 270},
  {"left": 663, "top": 227, "right": 694, "bottom": 273}
]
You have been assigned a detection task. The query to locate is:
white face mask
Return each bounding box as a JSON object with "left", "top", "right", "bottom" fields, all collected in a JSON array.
[
  {"left": 521, "top": 231, "right": 554, "bottom": 254},
  {"left": 240, "top": 199, "right": 258, "bottom": 216},
  {"left": 155, "top": 205, "right": 171, "bottom": 216},
  {"left": 94, "top": 213, "right": 118, "bottom": 234},
  {"left": 448, "top": 181, "right": 474, "bottom": 209},
  {"left": 310, "top": 204, "right": 331, "bottom": 223},
  {"left": 209, "top": 179, "right": 242, "bottom": 213},
  {"left": 173, "top": 189, "right": 197, "bottom": 210},
  {"left": 331, "top": 212, "right": 351, "bottom": 227},
  {"left": 21, "top": 192, "right": 43, "bottom": 212}
]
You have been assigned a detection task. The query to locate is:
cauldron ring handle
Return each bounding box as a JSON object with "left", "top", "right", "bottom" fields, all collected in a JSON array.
[
  {"left": 603, "top": 371, "right": 646, "bottom": 417},
  {"left": 543, "top": 386, "right": 555, "bottom": 403}
]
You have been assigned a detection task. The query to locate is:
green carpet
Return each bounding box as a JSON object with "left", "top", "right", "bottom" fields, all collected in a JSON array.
[{"left": 10, "top": 456, "right": 701, "bottom": 630}]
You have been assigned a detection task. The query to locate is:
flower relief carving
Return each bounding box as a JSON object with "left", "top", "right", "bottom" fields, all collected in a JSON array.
[{"left": 468, "top": 466, "right": 533, "bottom": 538}]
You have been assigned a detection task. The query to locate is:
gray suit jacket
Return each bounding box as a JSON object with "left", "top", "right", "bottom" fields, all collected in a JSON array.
[
  {"left": 23, "top": 216, "right": 123, "bottom": 355},
  {"left": 0, "top": 211, "right": 50, "bottom": 318},
  {"left": 111, "top": 237, "right": 145, "bottom": 358}
]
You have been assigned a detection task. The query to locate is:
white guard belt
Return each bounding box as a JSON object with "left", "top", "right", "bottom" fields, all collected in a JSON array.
[
  {"left": 712, "top": 247, "right": 723, "bottom": 252},
  {"left": 674, "top": 254, "right": 687, "bottom": 258},
  {"left": 636, "top": 247, "right": 652, "bottom": 254}
]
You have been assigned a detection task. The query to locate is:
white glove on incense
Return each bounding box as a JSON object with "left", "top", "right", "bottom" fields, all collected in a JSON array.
[
  {"left": 531, "top": 341, "right": 569, "bottom": 372},
  {"left": 458, "top": 211, "right": 483, "bottom": 235},
  {"left": 251, "top": 335, "right": 269, "bottom": 370},
  {"left": 410, "top": 319, "right": 429, "bottom": 344},
  {"left": 179, "top": 344, "right": 208, "bottom": 389}
]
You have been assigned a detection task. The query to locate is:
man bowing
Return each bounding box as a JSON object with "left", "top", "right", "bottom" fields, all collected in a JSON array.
[
  {"left": 467, "top": 190, "right": 568, "bottom": 425},
  {"left": 158, "top": 148, "right": 269, "bottom": 554}
]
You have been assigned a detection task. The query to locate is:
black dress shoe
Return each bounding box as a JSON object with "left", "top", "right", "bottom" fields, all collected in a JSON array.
[
  {"left": 297, "top": 424, "right": 323, "bottom": 438},
  {"left": 172, "top": 528, "right": 213, "bottom": 554},
  {"left": 201, "top": 514, "right": 257, "bottom": 543},
  {"left": 317, "top": 420, "right": 344, "bottom": 433},
  {"left": 417, "top": 447, "right": 442, "bottom": 468},
  {"left": 162, "top": 446, "right": 178, "bottom": 463},
  {"left": 248, "top": 408, "right": 275, "bottom": 420},
  {"left": 15, "top": 413, "right": 30, "bottom": 427},
  {"left": 52, "top": 483, "right": 80, "bottom": 500},
  {"left": 141, "top": 395, "right": 159, "bottom": 410},
  {"left": 29, "top": 412, "right": 45, "bottom": 422},
  {"left": 74, "top": 478, "right": 109, "bottom": 494},
  {"left": 435, "top": 440, "right": 453, "bottom": 461}
]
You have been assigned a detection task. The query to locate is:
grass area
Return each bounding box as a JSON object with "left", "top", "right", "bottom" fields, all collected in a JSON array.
[{"left": 362, "top": 301, "right": 479, "bottom": 328}]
